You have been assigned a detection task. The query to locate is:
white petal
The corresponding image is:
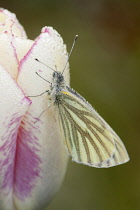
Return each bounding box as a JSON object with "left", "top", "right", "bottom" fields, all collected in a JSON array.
[
  {"left": 0, "top": 34, "right": 19, "bottom": 79},
  {"left": 12, "top": 37, "right": 34, "bottom": 62},
  {"left": 0, "top": 8, "right": 27, "bottom": 38},
  {"left": 0, "top": 33, "right": 34, "bottom": 79}
]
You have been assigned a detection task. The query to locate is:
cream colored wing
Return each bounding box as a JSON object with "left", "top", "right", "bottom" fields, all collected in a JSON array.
[{"left": 57, "top": 86, "right": 129, "bottom": 168}]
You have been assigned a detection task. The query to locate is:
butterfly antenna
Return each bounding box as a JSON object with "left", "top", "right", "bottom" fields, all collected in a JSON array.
[
  {"left": 62, "top": 35, "right": 78, "bottom": 75},
  {"left": 35, "top": 58, "right": 55, "bottom": 72},
  {"left": 36, "top": 72, "right": 52, "bottom": 84}
]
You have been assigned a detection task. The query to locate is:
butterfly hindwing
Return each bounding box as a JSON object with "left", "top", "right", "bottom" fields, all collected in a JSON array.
[{"left": 57, "top": 87, "right": 129, "bottom": 168}]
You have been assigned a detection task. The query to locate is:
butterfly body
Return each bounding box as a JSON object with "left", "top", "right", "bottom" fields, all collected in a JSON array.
[
  {"left": 47, "top": 70, "right": 129, "bottom": 168},
  {"left": 49, "top": 71, "right": 65, "bottom": 102}
]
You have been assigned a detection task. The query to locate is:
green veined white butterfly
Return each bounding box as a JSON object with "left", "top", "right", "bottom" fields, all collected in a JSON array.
[{"left": 35, "top": 36, "right": 129, "bottom": 168}]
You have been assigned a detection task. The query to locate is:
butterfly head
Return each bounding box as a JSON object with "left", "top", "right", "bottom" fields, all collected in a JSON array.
[{"left": 53, "top": 71, "right": 64, "bottom": 85}]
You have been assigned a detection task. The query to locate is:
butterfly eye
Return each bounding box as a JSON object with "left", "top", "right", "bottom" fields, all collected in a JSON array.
[{"left": 58, "top": 74, "right": 64, "bottom": 82}]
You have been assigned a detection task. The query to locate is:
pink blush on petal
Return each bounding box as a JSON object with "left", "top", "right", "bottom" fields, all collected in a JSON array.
[
  {"left": 14, "top": 119, "right": 42, "bottom": 200},
  {"left": 0, "top": 140, "right": 16, "bottom": 191},
  {"left": 0, "top": 114, "right": 23, "bottom": 193}
]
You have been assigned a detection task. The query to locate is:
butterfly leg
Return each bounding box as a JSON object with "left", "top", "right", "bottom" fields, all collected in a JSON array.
[
  {"left": 27, "top": 90, "right": 49, "bottom": 98},
  {"left": 34, "top": 103, "right": 53, "bottom": 124}
]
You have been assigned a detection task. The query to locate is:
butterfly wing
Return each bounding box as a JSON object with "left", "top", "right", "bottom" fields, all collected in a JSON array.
[{"left": 56, "top": 86, "right": 129, "bottom": 168}]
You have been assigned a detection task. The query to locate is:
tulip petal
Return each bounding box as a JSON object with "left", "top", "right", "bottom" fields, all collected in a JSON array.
[
  {"left": 12, "top": 37, "right": 34, "bottom": 64},
  {"left": 0, "top": 8, "right": 27, "bottom": 38},
  {"left": 0, "top": 65, "right": 31, "bottom": 210},
  {"left": 14, "top": 27, "right": 69, "bottom": 210},
  {"left": 0, "top": 33, "right": 34, "bottom": 79},
  {"left": 0, "top": 34, "right": 19, "bottom": 79}
]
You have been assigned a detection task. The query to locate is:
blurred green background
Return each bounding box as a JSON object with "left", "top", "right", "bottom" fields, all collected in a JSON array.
[{"left": 1, "top": 0, "right": 140, "bottom": 209}]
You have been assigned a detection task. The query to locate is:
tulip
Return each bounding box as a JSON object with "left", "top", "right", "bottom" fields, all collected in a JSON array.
[{"left": 0, "top": 8, "right": 69, "bottom": 210}]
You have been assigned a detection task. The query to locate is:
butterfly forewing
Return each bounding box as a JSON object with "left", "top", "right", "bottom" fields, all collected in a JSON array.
[{"left": 57, "top": 87, "right": 129, "bottom": 168}]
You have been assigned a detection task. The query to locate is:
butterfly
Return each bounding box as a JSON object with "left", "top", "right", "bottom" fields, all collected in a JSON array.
[{"left": 35, "top": 36, "right": 129, "bottom": 168}]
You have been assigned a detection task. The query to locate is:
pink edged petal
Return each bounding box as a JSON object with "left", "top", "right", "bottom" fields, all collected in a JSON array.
[
  {"left": 0, "top": 34, "right": 34, "bottom": 80},
  {"left": 0, "top": 8, "right": 27, "bottom": 38},
  {"left": 0, "top": 34, "right": 19, "bottom": 79},
  {"left": 12, "top": 37, "right": 34, "bottom": 65},
  {"left": 15, "top": 27, "right": 69, "bottom": 210},
  {"left": 0, "top": 64, "right": 31, "bottom": 210}
]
